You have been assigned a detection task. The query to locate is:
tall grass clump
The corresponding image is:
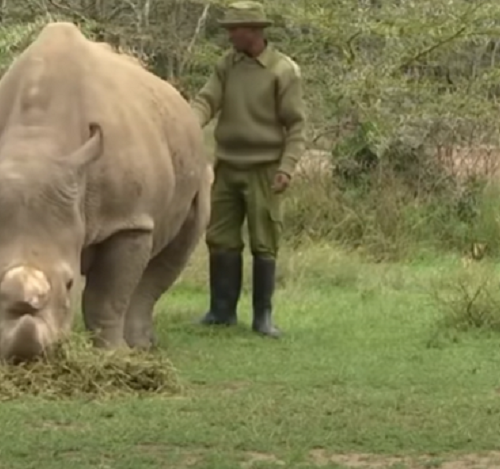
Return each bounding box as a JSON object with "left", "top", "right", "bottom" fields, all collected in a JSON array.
[{"left": 428, "top": 262, "right": 500, "bottom": 343}]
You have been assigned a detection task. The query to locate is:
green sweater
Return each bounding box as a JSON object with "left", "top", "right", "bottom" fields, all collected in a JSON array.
[{"left": 191, "top": 44, "right": 307, "bottom": 176}]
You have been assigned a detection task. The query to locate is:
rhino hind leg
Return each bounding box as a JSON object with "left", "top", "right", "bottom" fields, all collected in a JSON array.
[
  {"left": 124, "top": 186, "right": 211, "bottom": 349},
  {"left": 81, "top": 230, "right": 153, "bottom": 349}
]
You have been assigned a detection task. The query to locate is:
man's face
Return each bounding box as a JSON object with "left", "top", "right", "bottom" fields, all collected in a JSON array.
[{"left": 227, "top": 26, "right": 258, "bottom": 52}]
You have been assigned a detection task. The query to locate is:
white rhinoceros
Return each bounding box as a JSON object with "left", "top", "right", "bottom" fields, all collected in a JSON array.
[{"left": 0, "top": 22, "right": 212, "bottom": 362}]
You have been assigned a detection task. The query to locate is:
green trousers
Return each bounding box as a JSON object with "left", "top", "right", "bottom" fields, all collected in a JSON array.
[{"left": 205, "top": 160, "right": 283, "bottom": 258}]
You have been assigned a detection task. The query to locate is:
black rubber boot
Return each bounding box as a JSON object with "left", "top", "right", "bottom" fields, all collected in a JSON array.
[
  {"left": 251, "top": 255, "right": 281, "bottom": 338},
  {"left": 199, "top": 250, "right": 242, "bottom": 326}
]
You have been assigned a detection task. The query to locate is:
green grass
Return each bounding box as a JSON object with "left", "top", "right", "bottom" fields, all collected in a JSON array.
[{"left": 2, "top": 243, "right": 500, "bottom": 468}]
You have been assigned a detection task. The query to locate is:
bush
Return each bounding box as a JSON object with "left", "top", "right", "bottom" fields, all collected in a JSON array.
[
  {"left": 284, "top": 120, "right": 499, "bottom": 260},
  {"left": 429, "top": 263, "right": 500, "bottom": 338}
]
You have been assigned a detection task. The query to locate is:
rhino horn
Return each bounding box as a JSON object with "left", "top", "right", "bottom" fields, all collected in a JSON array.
[{"left": 0, "top": 266, "right": 51, "bottom": 313}]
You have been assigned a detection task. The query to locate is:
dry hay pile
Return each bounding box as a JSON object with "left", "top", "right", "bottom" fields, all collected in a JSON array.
[{"left": 0, "top": 333, "right": 181, "bottom": 401}]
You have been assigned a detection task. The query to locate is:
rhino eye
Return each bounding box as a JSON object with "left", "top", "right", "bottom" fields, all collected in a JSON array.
[{"left": 66, "top": 279, "right": 73, "bottom": 290}]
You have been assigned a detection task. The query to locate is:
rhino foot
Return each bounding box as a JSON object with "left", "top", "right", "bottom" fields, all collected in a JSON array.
[{"left": 124, "top": 326, "right": 158, "bottom": 350}]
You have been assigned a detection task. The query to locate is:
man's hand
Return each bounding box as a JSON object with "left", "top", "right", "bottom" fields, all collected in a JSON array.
[{"left": 272, "top": 171, "right": 291, "bottom": 194}]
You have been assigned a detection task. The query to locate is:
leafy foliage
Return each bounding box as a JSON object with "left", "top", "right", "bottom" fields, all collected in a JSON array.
[{"left": 2, "top": 0, "right": 500, "bottom": 258}]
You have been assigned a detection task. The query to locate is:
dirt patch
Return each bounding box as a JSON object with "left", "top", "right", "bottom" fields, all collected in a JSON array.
[
  {"left": 309, "top": 449, "right": 500, "bottom": 468},
  {"left": 241, "top": 451, "right": 285, "bottom": 468},
  {"left": 310, "top": 450, "right": 406, "bottom": 468},
  {"left": 435, "top": 144, "right": 500, "bottom": 182},
  {"left": 136, "top": 444, "right": 202, "bottom": 466},
  {"left": 295, "top": 149, "right": 332, "bottom": 177}
]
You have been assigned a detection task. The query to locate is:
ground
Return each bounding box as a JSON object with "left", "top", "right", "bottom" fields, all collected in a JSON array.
[{"left": 1, "top": 243, "right": 500, "bottom": 469}]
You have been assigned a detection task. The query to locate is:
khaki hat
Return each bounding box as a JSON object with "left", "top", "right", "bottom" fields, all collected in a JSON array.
[{"left": 218, "top": 1, "right": 273, "bottom": 28}]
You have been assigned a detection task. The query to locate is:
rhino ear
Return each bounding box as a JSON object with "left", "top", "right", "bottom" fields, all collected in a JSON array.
[{"left": 70, "top": 122, "right": 103, "bottom": 170}]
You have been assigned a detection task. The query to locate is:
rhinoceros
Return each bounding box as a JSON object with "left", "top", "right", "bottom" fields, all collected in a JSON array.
[{"left": 0, "top": 22, "right": 212, "bottom": 362}]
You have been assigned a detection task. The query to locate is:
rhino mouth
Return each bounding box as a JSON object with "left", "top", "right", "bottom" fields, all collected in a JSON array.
[
  {"left": 0, "top": 315, "right": 51, "bottom": 363},
  {"left": 0, "top": 265, "right": 56, "bottom": 363}
]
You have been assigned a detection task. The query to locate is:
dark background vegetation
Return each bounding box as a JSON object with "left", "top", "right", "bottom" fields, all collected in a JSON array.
[{"left": 2, "top": 0, "right": 500, "bottom": 260}]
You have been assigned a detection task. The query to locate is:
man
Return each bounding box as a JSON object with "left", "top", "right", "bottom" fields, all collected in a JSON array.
[{"left": 191, "top": 0, "right": 306, "bottom": 338}]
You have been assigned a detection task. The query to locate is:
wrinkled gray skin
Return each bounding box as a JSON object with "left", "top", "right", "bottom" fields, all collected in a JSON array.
[{"left": 0, "top": 22, "right": 212, "bottom": 363}]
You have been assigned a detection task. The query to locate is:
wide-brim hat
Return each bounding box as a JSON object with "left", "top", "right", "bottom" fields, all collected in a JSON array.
[{"left": 218, "top": 1, "right": 273, "bottom": 28}]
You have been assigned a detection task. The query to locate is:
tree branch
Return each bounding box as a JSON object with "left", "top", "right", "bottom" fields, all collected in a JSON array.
[
  {"left": 397, "top": 25, "right": 469, "bottom": 71},
  {"left": 178, "top": 3, "right": 210, "bottom": 76},
  {"left": 396, "top": 1, "right": 488, "bottom": 71},
  {"left": 46, "top": 0, "right": 88, "bottom": 22}
]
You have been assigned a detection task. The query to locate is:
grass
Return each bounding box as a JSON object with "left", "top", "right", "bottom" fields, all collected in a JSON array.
[
  {"left": 1, "top": 242, "right": 500, "bottom": 468},
  {"left": 0, "top": 332, "right": 180, "bottom": 400}
]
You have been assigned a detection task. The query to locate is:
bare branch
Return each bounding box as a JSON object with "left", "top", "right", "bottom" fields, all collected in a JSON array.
[
  {"left": 397, "top": 25, "right": 469, "bottom": 72},
  {"left": 178, "top": 3, "right": 210, "bottom": 76},
  {"left": 46, "top": 0, "right": 88, "bottom": 22}
]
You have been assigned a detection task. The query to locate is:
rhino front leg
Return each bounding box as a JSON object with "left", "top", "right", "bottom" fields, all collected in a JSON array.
[
  {"left": 82, "top": 229, "right": 153, "bottom": 349},
  {"left": 124, "top": 220, "right": 200, "bottom": 349},
  {"left": 125, "top": 188, "right": 211, "bottom": 349}
]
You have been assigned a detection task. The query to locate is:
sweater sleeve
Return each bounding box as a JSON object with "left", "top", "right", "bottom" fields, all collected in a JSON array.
[
  {"left": 276, "top": 60, "right": 307, "bottom": 177},
  {"left": 190, "top": 58, "right": 226, "bottom": 128}
]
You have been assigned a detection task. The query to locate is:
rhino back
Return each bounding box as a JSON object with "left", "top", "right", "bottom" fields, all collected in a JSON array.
[{"left": 0, "top": 22, "right": 206, "bottom": 252}]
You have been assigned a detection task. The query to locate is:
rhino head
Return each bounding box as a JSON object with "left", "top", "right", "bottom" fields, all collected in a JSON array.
[{"left": 0, "top": 123, "right": 102, "bottom": 363}]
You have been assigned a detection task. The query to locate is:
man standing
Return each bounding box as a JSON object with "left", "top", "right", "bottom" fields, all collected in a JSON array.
[{"left": 191, "top": 1, "right": 306, "bottom": 338}]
